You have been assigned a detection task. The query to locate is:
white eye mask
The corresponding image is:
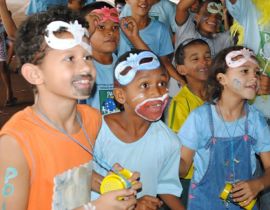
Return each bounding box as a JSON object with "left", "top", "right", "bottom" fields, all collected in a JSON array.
[
  {"left": 207, "top": 2, "right": 223, "bottom": 16},
  {"left": 45, "top": 20, "right": 92, "bottom": 53},
  {"left": 115, "top": 51, "right": 160, "bottom": 85},
  {"left": 225, "top": 48, "right": 258, "bottom": 68}
]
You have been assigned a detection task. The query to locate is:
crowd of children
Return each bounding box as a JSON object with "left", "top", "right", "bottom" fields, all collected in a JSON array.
[{"left": 0, "top": 0, "right": 270, "bottom": 210}]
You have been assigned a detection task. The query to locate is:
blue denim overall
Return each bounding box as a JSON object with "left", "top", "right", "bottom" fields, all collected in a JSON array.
[{"left": 187, "top": 104, "right": 258, "bottom": 210}]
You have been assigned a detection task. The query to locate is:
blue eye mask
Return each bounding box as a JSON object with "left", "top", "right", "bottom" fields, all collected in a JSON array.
[{"left": 115, "top": 51, "right": 161, "bottom": 85}]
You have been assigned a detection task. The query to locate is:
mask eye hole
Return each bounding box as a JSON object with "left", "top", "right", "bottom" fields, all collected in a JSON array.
[
  {"left": 120, "top": 66, "right": 132, "bottom": 76},
  {"left": 139, "top": 57, "right": 154, "bottom": 65}
]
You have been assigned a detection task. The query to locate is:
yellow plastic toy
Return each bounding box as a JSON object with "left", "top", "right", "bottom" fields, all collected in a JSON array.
[
  {"left": 220, "top": 183, "right": 257, "bottom": 210},
  {"left": 100, "top": 168, "right": 133, "bottom": 197}
]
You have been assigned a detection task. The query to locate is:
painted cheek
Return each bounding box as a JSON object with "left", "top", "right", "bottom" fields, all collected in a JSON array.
[{"left": 232, "top": 78, "right": 242, "bottom": 90}]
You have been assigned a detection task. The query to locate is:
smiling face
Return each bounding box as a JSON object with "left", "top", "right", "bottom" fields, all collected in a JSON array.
[
  {"left": 195, "top": 1, "right": 223, "bottom": 36},
  {"left": 219, "top": 60, "right": 261, "bottom": 100},
  {"left": 36, "top": 32, "right": 96, "bottom": 100},
  {"left": 116, "top": 67, "right": 169, "bottom": 121},
  {"left": 179, "top": 43, "right": 212, "bottom": 82},
  {"left": 127, "top": 0, "right": 151, "bottom": 17}
]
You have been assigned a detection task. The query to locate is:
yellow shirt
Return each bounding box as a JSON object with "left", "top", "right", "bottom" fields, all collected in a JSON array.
[{"left": 168, "top": 85, "right": 204, "bottom": 179}]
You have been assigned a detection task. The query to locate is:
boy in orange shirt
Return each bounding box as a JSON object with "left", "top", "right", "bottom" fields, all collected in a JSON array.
[{"left": 0, "top": 6, "right": 140, "bottom": 210}]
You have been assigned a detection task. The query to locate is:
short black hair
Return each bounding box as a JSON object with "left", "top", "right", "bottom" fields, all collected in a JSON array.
[
  {"left": 81, "top": 1, "right": 113, "bottom": 17},
  {"left": 15, "top": 6, "right": 88, "bottom": 66},
  {"left": 175, "top": 38, "right": 209, "bottom": 65},
  {"left": 115, "top": 0, "right": 125, "bottom": 5}
]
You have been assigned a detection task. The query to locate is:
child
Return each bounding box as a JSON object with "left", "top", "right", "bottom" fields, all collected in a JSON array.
[
  {"left": 226, "top": 1, "right": 270, "bottom": 208},
  {"left": 81, "top": 2, "right": 121, "bottom": 114},
  {"left": 81, "top": 2, "right": 146, "bottom": 114},
  {"left": 0, "top": 6, "right": 141, "bottom": 210},
  {"left": 167, "top": 38, "right": 211, "bottom": 207},
  {"left": 92, "top": 49, "right": 184, "bottom": 210},
  {"left": 175, "top": 0, "right": 232, "bottom": 57},
  {"left": 179, "top": 46, "right": 270, "bottom": 209},
  {"left": 168, "top": 38, "right": 211, "bottom": 132},
  {"left": 118, "top": 0, "right": 184, "bottom": 86}
]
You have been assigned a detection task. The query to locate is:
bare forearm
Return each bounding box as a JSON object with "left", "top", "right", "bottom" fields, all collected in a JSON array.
[
  {"left": 0, "top": 1, "right": 17, "bottom": 38},
  {"left": 175, "top": 0, "right": 195, "bottom": 25},
  {"left": 159, "top": 194, "right": 185, "bottom": 210}
]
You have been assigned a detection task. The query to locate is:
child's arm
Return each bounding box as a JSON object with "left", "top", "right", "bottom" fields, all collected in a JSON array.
[
  {"left": 0, "top": 0, "right": 17, "bottom": 38},
  {"left": 120, "top": 16, "right": 150, "bottom": 50},
  {"left": 180, "top": 146, "right": 195, "bottom": 177},
  {"left": 220, "top": 0, "right": 230, "bottom": 31},
  {"left": 135, "top": 195, "right": 162, "bottom": 210},
  {"left": 175, "top": 0, "right": 196, "bottom": 26},
  {"left": 159, "top": 194, "right": 185, "bottom": 210},
  {"left": 257, "top": 74, "right": 270, "bottom": 95},
  {"left": 0, "top": 135, "right": 30, "bottom": 210},
  {"left": 231, "top": 151, "right": 270, "bottom": 207}
]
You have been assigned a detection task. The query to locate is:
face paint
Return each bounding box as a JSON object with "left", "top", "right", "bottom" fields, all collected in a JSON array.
[
  {"left": 135, "top": 93, "right": 169, "bottom": 121},
  {"left": 226, "top": 48, "right": 258, "bottom": 68},
  {"left": 232, "top": 78, "right": 242, "bottom": 90},
  {"left": 115, "top": 51, "right": 160, "bottom": 85},
  {"left": 92, "top": 7, "right": 119, "bottom": 23},
  {"left": 45, "top": 20, "right": 92, "bottom": 53},
  {"left": 207, "top": 2, "right": 223, "bottom": 16},
  {"left": 2, "top": 167, "right": 18, "bottom": 197},
  {"left": 132, "top": 93, "right": 145, "bottom": 102}
]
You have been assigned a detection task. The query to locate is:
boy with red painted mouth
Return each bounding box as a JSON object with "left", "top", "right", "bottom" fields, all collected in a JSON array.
[{"left": 91, "top": 49, "right": 184, "bottom": 210}]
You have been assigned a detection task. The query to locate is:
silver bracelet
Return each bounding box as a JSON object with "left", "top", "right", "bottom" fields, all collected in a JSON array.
[{"left": 83, "top": 202, "right": 96, "bottom": 210}]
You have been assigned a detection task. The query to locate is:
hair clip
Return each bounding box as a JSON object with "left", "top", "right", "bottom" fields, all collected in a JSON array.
[{"left": 91, "top": 7, "right": 119, "bottom": 23}]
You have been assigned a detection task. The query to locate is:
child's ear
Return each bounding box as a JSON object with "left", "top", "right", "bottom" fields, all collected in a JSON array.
[
  {"left": 113, "top": 87, "right": 126, "bottom": 104},
  {"left": 176, "top": 65, "right": 188, "bottom": 76},
  {"left": 21, "top": 64, "right": 44, "bottom": 85},
  {"left": 216, "top": 73, "right": 226, "bottom": 85}
]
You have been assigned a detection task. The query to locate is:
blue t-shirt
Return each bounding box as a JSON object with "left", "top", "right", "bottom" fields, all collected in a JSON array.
[
  {"left": 86, "top": 54, "right": 119, "bottom": 115},
  {"left": 118, "top": 19, "right": 174, "bottom": 57},
  {"left": 91, "top": 118, "right": 182, "bottom": 200},
  {"left": 178, "top": 103, "right": 270, "bottom": 183},
  {"left": 120, "top": 0, "right": 178, "bottom": 33}
]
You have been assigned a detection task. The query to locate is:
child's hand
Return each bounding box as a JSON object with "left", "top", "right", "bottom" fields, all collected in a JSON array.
[
  {"left": 257, "top": 74, "right": 270, "bottom": 95},
  {"left": 230, "top": 180, "right": 263, "bottom": 206},
  {"left": 135, "top": 195, "right": 163, "bottom": 210},
  {"left": 120, "top": 16, "right": 139, "bottom": 39},
  {"left": 111, "top": 163, "right": 142, "bottom": 192},
  {"left": 85, "top": 12, "right": 102, "bottom": 34},
  {"left": 92, "top": 188, "right": 137, "bottom": 210}
]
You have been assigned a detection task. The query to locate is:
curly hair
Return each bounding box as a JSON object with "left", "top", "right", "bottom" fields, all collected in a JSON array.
[
  {"left": 206, "top": 45, "right": 249, "bottom": 103},
  {"left": 14, "top": 6, "right": 88, "bottom": 66}
]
